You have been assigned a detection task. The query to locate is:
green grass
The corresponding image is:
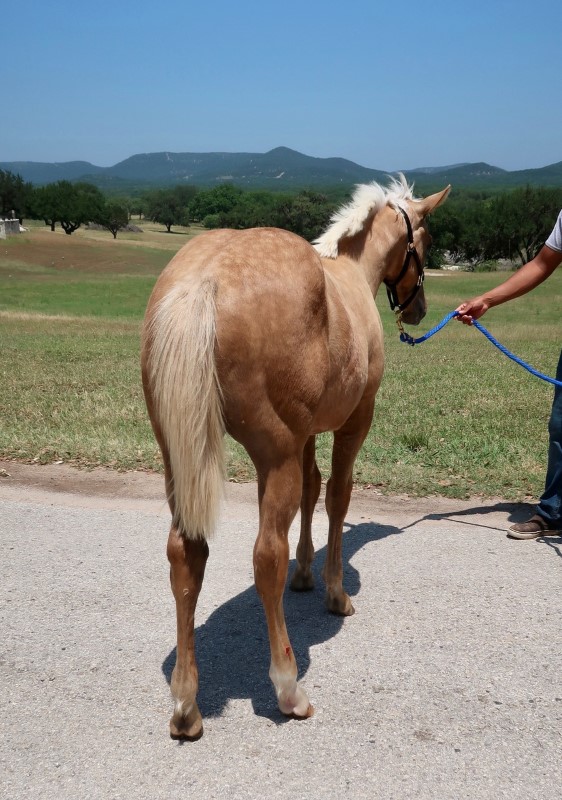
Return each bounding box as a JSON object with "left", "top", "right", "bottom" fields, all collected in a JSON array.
[
  {"left": 0, "top": 273, "right": 158, "bottom": 319},
  {"left": 1, "top": 227, "right": 560, "bottom": 499},
  {"left": 0, "top": 315, "right": 159, "bottom": 470}
]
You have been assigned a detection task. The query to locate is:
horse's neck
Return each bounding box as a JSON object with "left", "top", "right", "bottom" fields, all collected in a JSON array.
[
  {"left": 337, "top": 223, "right": 399, "bottom": 297},
  {"left": 321, "top": 251, "right": 385, "bottom": 310}
]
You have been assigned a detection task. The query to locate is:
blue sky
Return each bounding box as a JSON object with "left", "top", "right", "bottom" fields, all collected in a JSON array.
[{"left": 2, "top": 0, "right": 561, "bottom": 171}]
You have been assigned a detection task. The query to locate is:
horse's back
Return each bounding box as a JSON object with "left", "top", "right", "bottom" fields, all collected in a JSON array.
[{"left": 158, "top": 226, "right": 324, "bottom": 297}]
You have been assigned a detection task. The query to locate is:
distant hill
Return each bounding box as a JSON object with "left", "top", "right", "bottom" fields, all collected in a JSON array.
[
  {"left": 99, "top": 147, "right": 391, "bottom": 188},
  {"left": 406, "top": 162, "right": 511, "bottom": 191},
  {"left": 1, "top": 147, "right": 561, "bottom": 192},
  {"left": 0, "top": 160, "right": 105, "bottom": 184},
  {"left": 407, "top": 163, "right": 472, "bottom": 174}
]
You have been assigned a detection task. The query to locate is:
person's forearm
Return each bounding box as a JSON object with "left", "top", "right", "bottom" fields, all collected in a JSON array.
[
  {"left": 482, "top": 258, "right": 554, "bottom": 308},
  {"left": 455, "top": 245, "right": 560, "bottom": 323}
]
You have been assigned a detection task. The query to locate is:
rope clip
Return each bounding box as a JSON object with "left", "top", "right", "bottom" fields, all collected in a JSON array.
[{"left": 395, "top": 312, "right": 416, "bottom": 346}]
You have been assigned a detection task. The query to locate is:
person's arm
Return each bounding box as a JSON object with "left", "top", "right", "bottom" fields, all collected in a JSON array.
[{"left": 455, "top": 245, "right": 561, "bottom": 324}]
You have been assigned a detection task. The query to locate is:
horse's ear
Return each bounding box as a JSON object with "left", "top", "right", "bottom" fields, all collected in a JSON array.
[{"left": 419, "top": 185, "right": 451, "bottom": 216}]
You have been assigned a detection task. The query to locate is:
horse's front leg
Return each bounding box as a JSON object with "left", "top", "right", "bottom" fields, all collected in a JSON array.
[
  {"left": 323, "top": 402, "right": 374, "bottom": 616},
  {"left": 290, "top": 435, "right": 321, "bottom": 591},
  {"left": 167, "top": 526, "right": 209, "bottom": 740},
  {"left": 254, "top": 454, "right": 314, "bottom": 718}
]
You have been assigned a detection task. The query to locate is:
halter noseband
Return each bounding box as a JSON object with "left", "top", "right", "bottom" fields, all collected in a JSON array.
[{"left": 384, "top": 206, "right": 425, "bottom": 314}]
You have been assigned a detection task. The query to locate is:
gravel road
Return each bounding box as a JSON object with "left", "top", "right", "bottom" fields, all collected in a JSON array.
[{"left": 1, "top": 463, "right": 560, "bottom": 800}]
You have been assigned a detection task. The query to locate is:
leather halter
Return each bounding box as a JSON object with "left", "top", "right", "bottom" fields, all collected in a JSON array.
[{"left": 384, "top": 206, "right": 425, "bottom": 313}]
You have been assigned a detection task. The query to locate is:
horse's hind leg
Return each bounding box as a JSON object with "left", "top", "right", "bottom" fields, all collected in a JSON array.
[
  {"left": 144, "top": 422, "right": 209, "bottom": 739},
  {"left": 143, "top": 374, "right": 210, "bottom": 738},
  {"left": 290, "top": 436, "right": 321, "bottom": 591},
  {"left": 254, "top": 454, "right": 313, "bottom": 718},
  {"left": 167, "top": 526, "right": 209, "bottom": 739}
]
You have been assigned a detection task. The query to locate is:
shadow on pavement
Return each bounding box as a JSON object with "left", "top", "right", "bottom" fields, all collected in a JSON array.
[
  {"left": 410, "top": 501, "right": 562, "bottom": 552},
  {"left": 162, "top": 520, "right": 400, "bottom": 722},
  {"left": 423, "top": 501, "right": 535, "bottom": 524},
  {"left": 162, "top": 499, "right": 562, "bottom": 723}
]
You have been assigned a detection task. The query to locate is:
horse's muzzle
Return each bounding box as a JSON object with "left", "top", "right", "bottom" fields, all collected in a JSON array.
[{"left": 399, "top": 291, "right": 427, "bottom": 326}]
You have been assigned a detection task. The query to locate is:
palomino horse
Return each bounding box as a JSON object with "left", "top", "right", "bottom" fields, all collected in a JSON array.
[{"left": 141, "top": 176, "right": 450, "bottom": 739}]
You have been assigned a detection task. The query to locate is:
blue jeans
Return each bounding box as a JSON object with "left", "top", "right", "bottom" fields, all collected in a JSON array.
[{"left": 537, "top": 349, "right": 562, "bottom": 524}]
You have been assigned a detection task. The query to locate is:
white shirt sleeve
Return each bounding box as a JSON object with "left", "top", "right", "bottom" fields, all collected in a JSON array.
[{"left": 545, "top": 210, "right": 562, "bottom": 252}]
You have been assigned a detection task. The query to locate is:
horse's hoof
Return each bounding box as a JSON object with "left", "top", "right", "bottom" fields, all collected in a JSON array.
[
  {"left": 169, "top": 705, "right": 203, "bottom": 741},
  {"left": 279, "top": 697, "right": 315, "bottom": 719},
  {"left": 290, "top": 569, "right": 315, "bottom": 591},
  {"left": 287, "top": 703, "right": 315, "bottom": 720},
  {"left": 277, "top": 682, "right": 313, "bottom": 718},
  {"left": 325, "top": 592, "right": 355, "bottom": 616},
  {"left": 169, "top": 718, "right": 203, "bottom": 741}
]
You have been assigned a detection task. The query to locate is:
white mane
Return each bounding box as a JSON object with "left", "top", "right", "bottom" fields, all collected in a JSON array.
[{"left": 313, "top": 173, "right": 416, "bottom": 259}]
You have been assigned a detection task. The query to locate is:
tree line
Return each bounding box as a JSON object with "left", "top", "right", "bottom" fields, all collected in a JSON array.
[
  {"left": 2, "top": 168, "right": 561, "bottom": 265},
  {"left": 0, "top": 171, "right": 129, "bottom": 239},
  {"left": 426, "top": 186, "right": 562, "bottom": 268},
  {"left": 0, "top": 170, "right": 336, "bottom": 242}
]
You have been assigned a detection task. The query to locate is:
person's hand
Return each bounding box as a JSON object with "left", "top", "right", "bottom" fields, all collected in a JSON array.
[{"left": 455, "top": 297, "right": 489, "bottom": 325}]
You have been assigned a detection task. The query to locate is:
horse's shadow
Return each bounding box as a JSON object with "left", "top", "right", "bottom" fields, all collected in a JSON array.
[{"left": 161, "top": 520, "right": 400, "bottom": 722}]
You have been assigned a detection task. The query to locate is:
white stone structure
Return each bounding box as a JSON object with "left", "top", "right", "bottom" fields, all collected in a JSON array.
[{"left": 0, "top": 218, "right": 20, "bottom": 238}]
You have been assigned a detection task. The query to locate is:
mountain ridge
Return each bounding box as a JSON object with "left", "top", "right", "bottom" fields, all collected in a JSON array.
[{"left": 2, "top": 147, "right": 561, "bottom": 191}]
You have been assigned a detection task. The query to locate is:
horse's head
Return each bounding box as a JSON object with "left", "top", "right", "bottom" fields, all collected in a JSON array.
[
  {"left": 313, "top": 177, "right": 450, "bottom": 326},
  {"left": 383, "top": 184, "right": 451, "bottom": 325}
]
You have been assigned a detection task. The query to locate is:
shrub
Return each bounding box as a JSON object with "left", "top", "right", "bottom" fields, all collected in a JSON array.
[{"left": 473, "top": 260, "right": 499, "bottom": 272}]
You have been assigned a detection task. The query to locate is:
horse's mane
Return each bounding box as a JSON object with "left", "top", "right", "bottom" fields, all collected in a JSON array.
[{"left": 313, "top": 173, "right": 416, "bottom": 259}]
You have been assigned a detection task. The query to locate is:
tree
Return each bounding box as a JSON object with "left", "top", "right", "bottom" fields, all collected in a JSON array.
[
  {"left": 145, "top": 187, "right": 191, "bottom": 232},
  {"left": 424, "top": 203, "right": 463, "bottom": 267},
  {"left": 62, "top": 182, "right": 105, "bottom": 235},
  {"left": 98, "top": 200, "right": 129, "bottom": 238},
  {"left": 173, "top": 185, "right": 199, "bottom": 208},
  {"left": 456, "top": 198, "right": 495, "bottom": 264},
  {"left": 203, "top": 191, "right": 286, "bottom": 230},
  {"left": 110, "top": 194, "right": 133, "bottom": 221},
  {"left": 130, "top": 192, "right": 160, "bottom": 220},
  {"left": 31, "top": 183, "right": 61, "bottom": 230},
  {"left": 0, "top": 169, "right": 33, "bottom": 220},
  {"left": 30, "top": 181, "right": 105, "bottom": 234},
  {"left": 485, "top": 186, "right": 562, "bottom": 263},
  {"left": 188, "top": 184, "right": 243, "bottom": 222},
  {"left": 195, "top": 187, "right": 336, "bottom": 242},
  {"left": 277, "top": 191, "right": 335, "bottom": 241}
]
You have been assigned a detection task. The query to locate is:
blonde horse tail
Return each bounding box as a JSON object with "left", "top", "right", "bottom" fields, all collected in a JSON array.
[{"left": 148, "top": 277, "right": 225, "bottom": 540}]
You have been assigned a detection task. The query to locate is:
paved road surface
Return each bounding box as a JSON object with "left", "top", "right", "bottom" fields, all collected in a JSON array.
[{"left": 1, "top": 463, "right": 561, "bottom": 800}]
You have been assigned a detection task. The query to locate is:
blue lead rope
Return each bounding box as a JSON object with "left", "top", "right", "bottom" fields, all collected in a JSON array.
[{"left": 399, "top": 310, "right": 562, "bottom": 388}]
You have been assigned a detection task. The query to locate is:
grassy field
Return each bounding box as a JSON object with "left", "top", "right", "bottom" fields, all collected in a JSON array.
[{"left": 1, "top": 222, "right": 560, "bottom": 499}]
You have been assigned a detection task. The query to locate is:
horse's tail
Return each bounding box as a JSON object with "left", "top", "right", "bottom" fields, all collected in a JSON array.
[{"left": 147, "top": 277, "right": 225, "bottom": 540}]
